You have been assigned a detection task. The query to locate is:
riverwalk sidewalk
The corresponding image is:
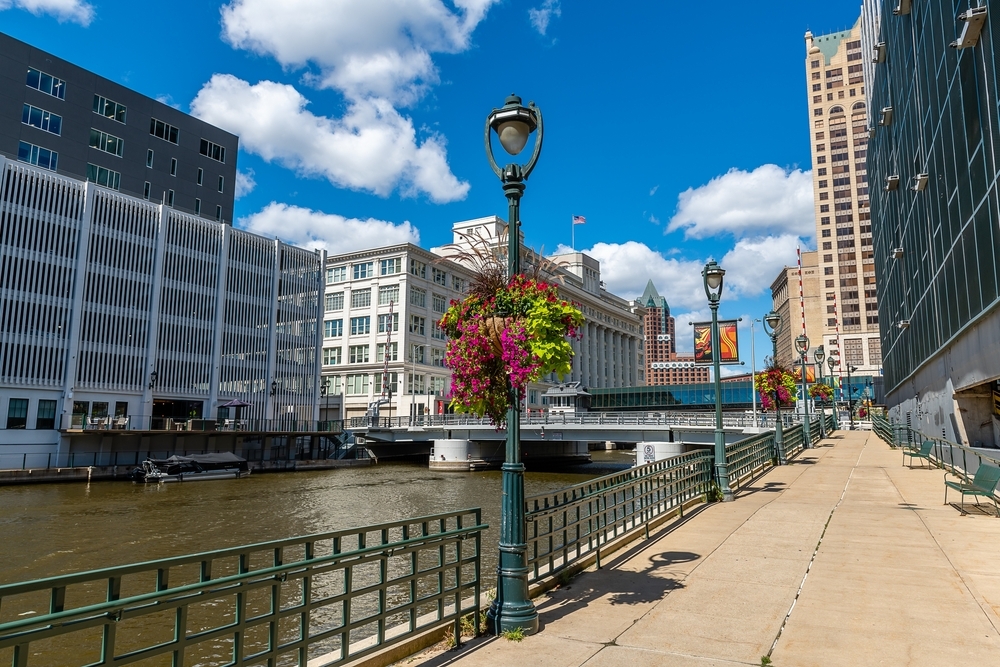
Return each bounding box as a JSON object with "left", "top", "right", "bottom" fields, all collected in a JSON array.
[{"left": 402, "top": 430, "right": 1000, "bottom": 666}]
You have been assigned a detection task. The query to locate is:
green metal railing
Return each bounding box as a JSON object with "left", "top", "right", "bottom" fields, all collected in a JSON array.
[
  {"left": 871, "top": 415, "right": 1000, "bottom": 481},
  {"left": 0, "top": 510, "right": 485, "bottom": 667},
  {"left": 524, "top": 450, "right": 714, "bottom": 580},
  {"left": 726, "top": 431, "right": 776, "bottom": 490}
]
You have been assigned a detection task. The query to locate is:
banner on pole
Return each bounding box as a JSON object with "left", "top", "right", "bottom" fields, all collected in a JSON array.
[{"left": 693, "top": 320, "right": 740, "bottom": 365}]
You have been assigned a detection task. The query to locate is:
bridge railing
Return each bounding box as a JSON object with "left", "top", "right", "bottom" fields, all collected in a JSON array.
[
  {"left": 871, "top": 415, "right": 1000, "bottom": 479},
  {"left": 61, "top": 414, "right": 344, "bottom": 434},
  {"left": 0, "top": 510, "right": 485, "bottom": 667},
  {"left": 523, "top": 450, "right": 714, "bottom": 582},
  {"left": 351, "top": 411, "right": 805, "bottom": 430}
]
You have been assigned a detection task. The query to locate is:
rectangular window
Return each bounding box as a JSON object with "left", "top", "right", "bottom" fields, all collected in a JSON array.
[
  {"left": 146, "top": 149, "right": 154, "bottom": 168},
  {"left": 197, "top": 167, "right": 204, "bottom": 185},
  {"left": 194, "top": 198, "right": 201, "bottom": 215},
  {"left": 323, "top": 347, "right": 342, "bottom": 365},
  {"left": 26, "top": 67, "right": 65, "bottom": 99},
  {"left": 378, "top": 285, "right": 399, "bottom": 305},
  {"left": 199, "top": 138, "right": 226, "bottom": 163},
  {"left": 431, "top": 348, "right": 446, "bottom": 367},
  {"left": 409, "top": 315, "right": 425, "bottom": 336},
  {"left": 92, "top": 94, "right": 126, "bottom": 123},
  {"left": 170, "top": 158, "right": 177, "bottom": 176},
  {"left": 150, "top": 118, "right": 179, "bottom": 143},
  {"left": 143, "top": 181, "right": 150, "bottom": 200},
  {"left": 410, "top": 286, "right": 426, "bottom": 307},
  {"left": 328, "top": 266, "right": 347, "bottom": 283},
  {"left": 17, "top": 141, "right": 58, "bottom": 171},
  {"left": 349, "top": 345, "right": 370, "bottom": 364},
  {"left": 350, "top": 316, "right": 371, "bottom": 335},
  {"left": 407, "top": 373, "right": 425, "bottom": 395},
  {"left": 351, "top": 288, "right": 372, "bottom": 308},
  {"left": 89, "top": 128, "right": 124, "bottom": 157},
  {"left": 325, "top": 292, "right": 344, "bottom": 311},
  {"left": 374, "top": 372, "right": 399, "bottom": 395},
  {"left": 410, "top": 344, "right": 426, "bottom": 364},
  {"left": 346, "top": 374, "right": 369, "bottom": 395},
  {"left": 22, "top": 104, "right": 62, "bottom": 135},
  {"left": 6, "top": 398, "right": 28, "bottom": 429},
  {"left": 432, "top": 267, "right": 447, "bottom": 285},
  {"left": 353, "top": 262, "right": 374, "bottom": 279},
  {"left": 216, "top": 205, "right": 222, "bottom": 221},
  {"left": 376, "top": 342, "right": 399, "bottom": 362},
  {"left": 380, "top": 258, "right": 401, "bottom": 275},
  {"left": 452, "top": 276, "right": 465, "bottom": 292},
  {"left": 218, "top": 175, "right": 224, "bottom": 193},
  {"left": 36, "top": 400, "right": 57, "bottom": 430},
  {"left": 166, "top": 189, "right": 175, "bottom": 207},
  {"left": 430, "top": 321, "right": 447, "bottom": 340},
  {"left": 432, "top": 293, "right": 447, "bottom": 313},
  {"left": 410, "top": 259, "right": 426, "bottom": 278},
  {"left": 324, "top": 319, "right": 343, "bottom": 337},
  {"left": 86, "top": 163, "right": 121, "bottom": 190},
  {"left": 377, "top": 313, "right": 399, "bottom": 333}
]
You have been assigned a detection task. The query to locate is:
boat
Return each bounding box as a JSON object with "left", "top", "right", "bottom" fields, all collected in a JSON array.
[{"left": 129, "top": 452, "right": 250, "bottom": 483}]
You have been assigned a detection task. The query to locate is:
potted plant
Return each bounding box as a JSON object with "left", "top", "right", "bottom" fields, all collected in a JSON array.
[
  {"left": 753, "top": 366, "right": 799, "bottom": 411},
  {"left": 809, "top": 382, "right": 834, "bottom": 402},
  {"left": 437, "top": 231, "right": 584, "bottom": 427}
]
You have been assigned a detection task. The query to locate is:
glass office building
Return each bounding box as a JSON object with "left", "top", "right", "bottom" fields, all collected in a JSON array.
[
  {"left": 864, "top": 0, "right": 1000, "bottom": 447},
  {"left": 590, "top": 382, "right": 755, "bottom": 412}
]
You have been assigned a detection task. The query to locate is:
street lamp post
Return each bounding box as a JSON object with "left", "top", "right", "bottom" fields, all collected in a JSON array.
[
  {"left": 814, "top": 345, "right": 826, "bottom": 438},
  {"left": 795, "top": 335, "right": 812, "bottom": 448},
  {"left": 270, "top": 379, "right": 278, "bottom": 428},
  {"left": 703, "top": 260, "right": 733, "bottom": 502},
  {"left": 827, "top": 355, "right": 839, "bottom": 430},
  {"left": 846, "top": 364, "right": 857, "bottom": 430},
  {"left": 750, "top": 318, "right": 760, "bottom": 429},
  {"left": 484, "top": 93, "right": 543, "bottom": 637},
  {"left": 762, "top": 311, "right": 785, "bottom": 464}
]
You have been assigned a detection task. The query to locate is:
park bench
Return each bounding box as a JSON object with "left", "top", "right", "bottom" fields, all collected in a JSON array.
[
  {"left": 944, "top": 464, "right": 1000, "bottom": 516},
  {"left": 903, "top": 440, "right": 934, "bottom": 468}
]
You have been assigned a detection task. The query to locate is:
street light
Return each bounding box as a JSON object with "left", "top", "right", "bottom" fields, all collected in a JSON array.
[
  {"left": 703, "top": 260, "right": 733, "bottom": 502},
  {"left": 762, "top": 310, "right": 786, "bottom": 464},
  {"left": 846, "top": 364, "right": 857, "bottom": 429},
  {"left": 270, "top": 379, "right": 278, "bottom": 427},
  {"left": 827, "top": 355, "right": 839, "bottom": 430},
  {"left": 814, "top": 345, "right": 826, "bottom": 438},
  {"left": 484, "top": 93, "right": 543, "bottom": 637},
  {"left": 750, "top": 318, "right": 760, "bottom": 429},
  {"left": 794, "top": 334, "right": 812, "bottom": 448}
]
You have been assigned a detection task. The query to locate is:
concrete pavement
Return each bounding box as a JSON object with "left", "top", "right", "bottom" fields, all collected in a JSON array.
[{"left": 401, "top": 430, "right": 1000, "bottom": 666}]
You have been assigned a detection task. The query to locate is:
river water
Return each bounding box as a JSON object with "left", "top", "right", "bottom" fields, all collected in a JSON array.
[{"left": 0, "top": 451, "right": 635, "bottom": 586}]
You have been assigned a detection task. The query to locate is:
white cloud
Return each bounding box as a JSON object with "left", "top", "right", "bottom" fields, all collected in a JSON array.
[
  {"left": 672, "top": 309, "right": 711, "bottom": 355},
  {"left": 649, "top": 185, "right": 659, "bottom": 196},
  {"left": 190, "top": 75, "right": 469, "bottom": 203},
  {"left": 668, "top": 164, "right": 815, "bottom": 241},
  {"left": 237, "top": 202, "right": 419, "bottom": 255},
  {"left": 720, "top": 234, "right": 803, "bottom": 298},
  {"left": 581, "top": 241, "right": 709, "bottom": 311},
  {"left": 235, "top": 169, "right": 256, "bottom": 199},
  {"left": 0, "top": 0, "right": 93, "bottom": 25},
  {"left": 220, "top": 0, "right": 498, "bottom": 105},
  {"left": 528, "top": 0, "right": 561, "bottom": 36}
]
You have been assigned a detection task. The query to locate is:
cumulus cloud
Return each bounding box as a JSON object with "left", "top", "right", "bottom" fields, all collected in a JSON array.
[
  {"left": 190, "top": 75, "right": 469, "bottom": 202},
  {"left": 649, "top": 185, "right": 659, "bottom": 196},
  {"left": 235, "top": 169, "right": 256, "bottom": 199},
  {"left": 528, "top": 0, "right": 561, "bottom": 36},
  {"left": 719, "top": 234, "right": 803, "bottom": 297},
  {"left": 220, "top": 0, "right": 498, "bottom": 105},
  {"left": 238, "top": 202, "right": 420, "bottom": 255},
  {"left": 0, "top": 0, "right": 93, "bottom": 25},
  {"left": 668, "top": 164, "right": 815, "bottom": 241}
]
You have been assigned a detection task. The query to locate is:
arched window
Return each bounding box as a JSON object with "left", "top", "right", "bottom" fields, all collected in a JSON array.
[
  {"left": 829, "top": 105, "right": 845, "bottom": 116},
  {"left": 852, "top": 101, "right": 866, "bottom": 112}
]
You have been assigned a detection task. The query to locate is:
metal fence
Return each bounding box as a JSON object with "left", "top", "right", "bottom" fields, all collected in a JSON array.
[
  {"left": 61, "top": 414, "right": 344, "bottom": 434},
  {"left": 0, "top": 510, "right": 485, "bottom": 667},
  {"left": 352, "top": 411, "right": 805, "bottom": 430},
  {"left": 871, "top": 415, "right": 1000, "bottom": 480},
  {"left": 524, "top": 450, "right": 714, "bottom": 581}
]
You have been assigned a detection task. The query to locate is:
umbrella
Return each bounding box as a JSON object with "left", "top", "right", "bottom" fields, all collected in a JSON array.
[{"left": 219, "top": 399, "right": 252, "bottom": 408}]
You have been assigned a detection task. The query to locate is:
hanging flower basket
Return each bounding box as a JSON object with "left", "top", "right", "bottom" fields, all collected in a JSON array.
[
  {"left": 809, "top": 382, "right": 834, "bottom": 401},
  {"left": 440, "top": 274, "right": 583, "bottom": 427},
  {"left": 753, "top": 367, "right": 799, "bottom": 411}
]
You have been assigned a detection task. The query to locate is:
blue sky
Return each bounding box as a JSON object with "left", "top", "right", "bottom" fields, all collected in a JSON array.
[{"left": 3, "top": 0, "right": 863, "bottom": 371}]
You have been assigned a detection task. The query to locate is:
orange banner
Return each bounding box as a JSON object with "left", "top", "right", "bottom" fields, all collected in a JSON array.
[{"left": 693, "top": 320, "right": 740, "bottom": 365}]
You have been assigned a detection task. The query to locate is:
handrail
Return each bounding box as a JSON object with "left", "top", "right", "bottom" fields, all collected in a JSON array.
[
  {"left": 871, "top": 415, "right": 1000, "bottom": 480},
  {"left": 0, "top": 510, "right": 485, "bottom": 667},
  {"left": 352, "top": 411, "right": 807, "bottom": 431}
]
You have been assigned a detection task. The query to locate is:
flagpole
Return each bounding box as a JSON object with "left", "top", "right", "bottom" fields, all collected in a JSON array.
[{"left": 571, "top": 216, "right": 575, "bottom": 251}]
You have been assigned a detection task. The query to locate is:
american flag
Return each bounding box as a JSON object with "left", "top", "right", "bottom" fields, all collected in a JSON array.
[{"left": 572, "top": 215, "right": 586, "bottom": 225}]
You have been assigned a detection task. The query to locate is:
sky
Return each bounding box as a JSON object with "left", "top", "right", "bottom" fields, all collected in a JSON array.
[{"left": 2, "top": 0, "right": 865, "bottom": 373}]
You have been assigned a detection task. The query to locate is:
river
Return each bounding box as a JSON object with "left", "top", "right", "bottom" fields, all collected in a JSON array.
[{"left": 0, "top": 451, "right": 635, "bottom": 586}]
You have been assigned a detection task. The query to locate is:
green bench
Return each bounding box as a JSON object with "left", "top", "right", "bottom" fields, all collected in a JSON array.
[
  {"left": 944, "top": 464, "right": 1000, "bottom": 516},
  {"left": 903, "top": 440, "right": 934, "bottom": 468}
]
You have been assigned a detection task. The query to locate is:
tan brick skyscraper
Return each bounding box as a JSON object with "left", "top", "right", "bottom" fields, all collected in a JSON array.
[{"left": 805, "top": 17, "right": 883, "bottom": 379}]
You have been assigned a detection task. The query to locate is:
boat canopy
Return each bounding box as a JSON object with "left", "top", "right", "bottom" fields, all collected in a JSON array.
[{"left": 148, "top": 452, "right": 247, "bottom": 466}]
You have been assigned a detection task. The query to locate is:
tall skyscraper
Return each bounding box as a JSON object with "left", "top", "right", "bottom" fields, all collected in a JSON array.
[
  {"left": 805, "top": 19, "right": 883, "bottom": 380},
  {"left": 864, "top": 0, "right": 1000, "bottom": 447},
  {"left": 639, "top": 281, "right": 709, "bottom": 385}
]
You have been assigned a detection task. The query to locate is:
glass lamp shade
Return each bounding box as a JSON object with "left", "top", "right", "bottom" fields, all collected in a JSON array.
[
  {"left": 828, "top": 356, "right": 837, "bottom": 370},
  {"left": 763, "top": 311, "right": 782, "bottom": 336},
  {"left": 497, "top": 120, "right": 530, "bottom": 155},
  {"left": 814, "top": 345, "right": 826, "bottom": 363},
  {"left": 795, "top": 335, "right": 810, "bottom": 355},
  {"left": 702, "top": 261, "right": 725, "bottom": 300}
]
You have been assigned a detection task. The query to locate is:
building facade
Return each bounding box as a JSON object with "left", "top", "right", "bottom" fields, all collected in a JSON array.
[
  {"left": 638, "top": 280, "right": 708, "bottom": 384},
  {"left": 0, "top": 31, "right": 238, "bottom": 224},
  {"left": 805, "top": 20, "right": 883, "bottom": 376},
  {"left": 770, "top": 251, "right": 823, "bottom": 369},
  {"left": 321, "top": 217, "right": 645, "bottom": 420},
  {"left": 0, "top": 157, "right": 322, "bottom": 459},
  {"left": 863, "top": 0, "right": 1000, "bottom": 447}
]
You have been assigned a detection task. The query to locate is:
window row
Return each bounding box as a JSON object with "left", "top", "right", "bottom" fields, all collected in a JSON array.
[
  {"left": 199, "top": 138, "right": 226, "bottom": 163},
  {"left": 93, "top": 94, "right": 127, "bottom": 123},
  {"left": 22, "top": 104, "right": 62, "bottom": 135},
  {"left": 89, "top": 128, "right": 124, "bottom": 157},
  {"left": 26, "top": 67, "right": 65, "bottom": 99},
  {"left": 5, "top": 398, "right": 57, "bottom": 430},
  {"left": 150, "top": 117, "right": 179, "bottom": 144},
  {"left": 321, "top": 373, "right": 447, "bottom": 395},
  {"left": 17, "top": 141, "right": 58, "bottom": 171}
]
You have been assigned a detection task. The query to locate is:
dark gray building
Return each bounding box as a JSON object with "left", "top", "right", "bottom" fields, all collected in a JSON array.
[
  {"left": 863, "top": 1, "right": 1000, "bottom": 447},
  {"left": 0, "top": 31, "right": 237, "bottom": 223}
]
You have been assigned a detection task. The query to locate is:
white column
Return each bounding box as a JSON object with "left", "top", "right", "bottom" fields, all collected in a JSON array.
[{"left": 598, "top": 326, "right": 607, "bottom": 388}]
